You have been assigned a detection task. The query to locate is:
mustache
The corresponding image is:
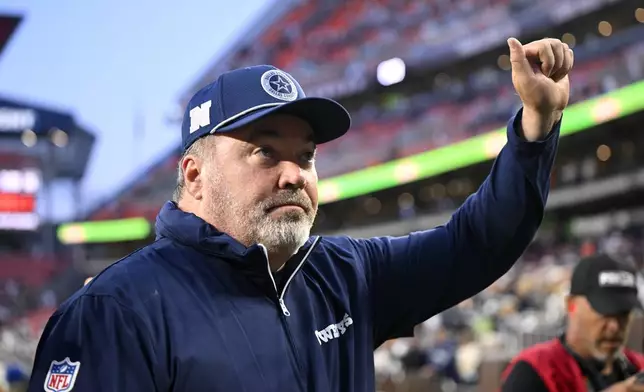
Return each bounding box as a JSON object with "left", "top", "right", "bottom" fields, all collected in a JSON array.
[
  {"left": 599, "top": 337, "right": 624, "bottom": 343},
  {"left": 262, "top": 192, "right": 313, "bottom": 212}
]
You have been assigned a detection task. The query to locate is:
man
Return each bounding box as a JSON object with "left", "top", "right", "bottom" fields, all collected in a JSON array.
[
  {"left": 500, "top": 254, "right": 644, "bottom": 392},
  {"left": 28, "top": 37, "right": 572, "bottom": 391}
]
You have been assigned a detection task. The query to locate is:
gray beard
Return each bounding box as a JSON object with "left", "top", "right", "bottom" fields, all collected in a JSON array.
[
  {"left": 204, "top": 165, "right": 315, "bottom": 256},
  {"left": 252, "top": 209, "right": 312, "bottom": 256},
  {"left": 208, "top": 188, "right": 314, "bottom": 256}
]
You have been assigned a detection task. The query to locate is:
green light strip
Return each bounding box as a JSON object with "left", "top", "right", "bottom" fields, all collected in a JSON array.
[
  {"left": 317, "top": 80, "right": 644, "bottom": 204},
  {"left": 57, "top": 217, "right": 151, "bottom": 244}
]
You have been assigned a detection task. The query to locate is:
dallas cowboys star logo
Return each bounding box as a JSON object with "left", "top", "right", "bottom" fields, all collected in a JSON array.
[
  {"left": 269, "top": 75, "right": 292, "bottom": 93},
  {"left": 260, "top": 69, "right": 298, "bottom": 101}
]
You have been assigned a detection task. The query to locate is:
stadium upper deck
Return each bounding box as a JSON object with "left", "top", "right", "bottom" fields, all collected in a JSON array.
[
  {"left": 0, "top": 12, "right": 95, "bottom": 314},
  {"left": 179, "top": 0, "right": 630, "bottom": 101},
  {"left": 84, "top": 0, "right": 644, "bottom": 223}
]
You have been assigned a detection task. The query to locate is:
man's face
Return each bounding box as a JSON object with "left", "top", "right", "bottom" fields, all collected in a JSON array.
[
  {"left": 196, "top": 114, "right": 318, "bottom": 256},
  {"left": 569, "top": 296, "right": 633, "bottom": 361}
]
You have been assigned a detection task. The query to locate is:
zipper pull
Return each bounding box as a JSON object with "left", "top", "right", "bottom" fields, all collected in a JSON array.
[{"left": 279, "top": 298, "right": 291, "bottom": 317}]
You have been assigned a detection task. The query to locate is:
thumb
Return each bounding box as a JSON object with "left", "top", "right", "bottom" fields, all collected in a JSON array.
[{"left": 507, "top": 37, "right": 531, "bottom": 76}]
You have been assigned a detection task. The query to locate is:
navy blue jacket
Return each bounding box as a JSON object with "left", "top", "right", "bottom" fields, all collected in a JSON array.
[{"left": 28, "top": 110, "right": 559, "bottom": 392}]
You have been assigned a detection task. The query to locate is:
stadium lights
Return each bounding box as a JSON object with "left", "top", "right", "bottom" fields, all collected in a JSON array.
[
  {"left": 598, "top": 21, "right": 612, "bottom": 37},
  {"left": 50, "top": 128, "right": 69, "bottom": 148},
  {"left": 0, "top": 212, "right": 39, "bottom": 231},
  {"left": 57, "top": 217, "right": 151, "bottom": 244},
  {"left": 21, "top": 129, "right": 37, "bottom": 147},
  {"left": 376, "top": 57, "right": 406, "bottom": 87},
  {"left": 636, "top": 8, "right": 644, "bottom": 23},
  {"left": 497, "top": 55, "right": 511, "bottom": 71},
  {"left": 0, "top": 107, "right": 36, "bottom": 131},
  {"left": 596, "top": 144, "right": 611, "bottom": 162},
  {"left": 0, "top": 169, "right": 40, "bottom": 193},
  {"left": 561, "top": 33, "right": 576, "bottom": 48}
]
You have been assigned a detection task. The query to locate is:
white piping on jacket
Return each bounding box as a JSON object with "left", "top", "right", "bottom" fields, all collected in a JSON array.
[{"left": 258, "top": 236, "right": 320, "bottom": 316}]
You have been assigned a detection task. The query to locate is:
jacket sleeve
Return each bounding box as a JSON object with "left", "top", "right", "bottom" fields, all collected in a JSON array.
[
  {"left": 28, "top": 294, "right": 162, "bottom": 392},
  {"left": 351, "top": 109, "right": 559, "bottom": 345}
]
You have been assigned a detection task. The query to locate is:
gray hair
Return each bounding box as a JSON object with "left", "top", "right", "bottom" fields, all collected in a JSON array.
[{"left": 172, "top": 137, "right": 212, "bottom": 202}]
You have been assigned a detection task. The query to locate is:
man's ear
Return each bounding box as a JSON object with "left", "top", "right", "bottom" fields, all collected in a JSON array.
[
  {"left": 182, "top": 154, "right": 204, "bottom": 200},
  {"left": 565, "top": 294, "right": 576, "bottom": 314}
]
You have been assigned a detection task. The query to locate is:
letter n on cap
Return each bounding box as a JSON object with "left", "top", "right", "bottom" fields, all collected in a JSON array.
[{"left": 189, "top": 100, "right": 212, "bottom": 134}]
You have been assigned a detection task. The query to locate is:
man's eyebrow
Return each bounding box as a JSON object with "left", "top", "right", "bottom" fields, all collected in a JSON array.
[{"left": 248, "top": 129, "right": 279, "bottom": 143}]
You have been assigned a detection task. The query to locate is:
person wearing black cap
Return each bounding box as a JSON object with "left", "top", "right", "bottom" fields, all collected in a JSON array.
[
  {"left": 28, "top": 38, "right": 572, "bottom": 391},
  {"left": 501, "top": 254, "right": 644, "bottom": 392}
]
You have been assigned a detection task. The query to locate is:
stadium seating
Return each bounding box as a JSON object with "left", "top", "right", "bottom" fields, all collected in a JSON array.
[
  {"left": 1, "top": 221, "right": 640, "bottom": 390},
  {"left": 229, "top": 0, "right": 542, "bottom": 89},
  {"left": 216, "top": 0, "right": 644, "bottom": 178},
  {"left": 315, "top": 39, "right": 644, "bottom": 178},
  {"left": 373, "top": 227, "right": 644, "bottom": 390},
  {"left": 88, "top": 34, "right": 644, "bottom": 222},
  {"left": 0, "top": 255, "right": 59, "bottom": 288}
]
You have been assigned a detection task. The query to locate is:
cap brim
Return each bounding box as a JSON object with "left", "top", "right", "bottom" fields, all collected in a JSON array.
[
  {"left": 212, "top": 97, "right": 351, "bottom": 144},
  {"left": 587, "top": 290, "right": 642, "bottom": 316}
]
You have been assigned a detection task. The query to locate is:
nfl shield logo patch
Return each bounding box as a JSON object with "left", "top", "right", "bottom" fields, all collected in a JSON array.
[{"left": 44, "top": 358, "right": 80, "bottom": 392}]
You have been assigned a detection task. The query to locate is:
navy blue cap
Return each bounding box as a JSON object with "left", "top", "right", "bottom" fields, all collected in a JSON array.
[{"left": 181, "top": 65, "right": 351, "bottom": 151}]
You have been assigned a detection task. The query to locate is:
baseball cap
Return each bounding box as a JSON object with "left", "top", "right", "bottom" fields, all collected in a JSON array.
[
  {"left": 181, "top": 65, "right": 351, "bottom": 151},
  {"left": 570, "top": 254, "right": 642, "bottom": 315}
]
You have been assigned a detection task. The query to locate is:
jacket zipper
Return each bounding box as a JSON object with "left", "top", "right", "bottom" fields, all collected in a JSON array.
[
  {"left": 258, "top": 237, "right": 320, "bottom": 390},
  {"left": 259, "top": 237, "right": 320, "bottom": 317}
]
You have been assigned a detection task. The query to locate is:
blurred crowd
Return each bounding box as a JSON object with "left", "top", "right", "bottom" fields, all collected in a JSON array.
[
  {"left": 315, "top": 37, "right": 644, "bottom": 178},
  {"left": 210, "top": 0, "right": 644, "bottom": 179},
  {"left": 373, "top": 227, "right": 644, "bottom": 389},
  {"left": 0, "top": 260, "right": 59, "bottom": 391},
  {"left": 0, "top": 222, "right": 640, "bottom": 391},
  {"left": 224, "top": 0, "right": 566, "bottom": 90}
]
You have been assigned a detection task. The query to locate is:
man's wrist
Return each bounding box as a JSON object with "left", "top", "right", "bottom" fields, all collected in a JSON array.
[{"left": 520, "top": 107, "right": 563, "bottom": 142}]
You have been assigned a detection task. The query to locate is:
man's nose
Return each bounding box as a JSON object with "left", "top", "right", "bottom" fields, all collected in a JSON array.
[
  {"left": 605, "top": 317, "right": 621, "bottom": 333},
  {"left": 277, "top": 161, "right": 306, "bottom": 190}
]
